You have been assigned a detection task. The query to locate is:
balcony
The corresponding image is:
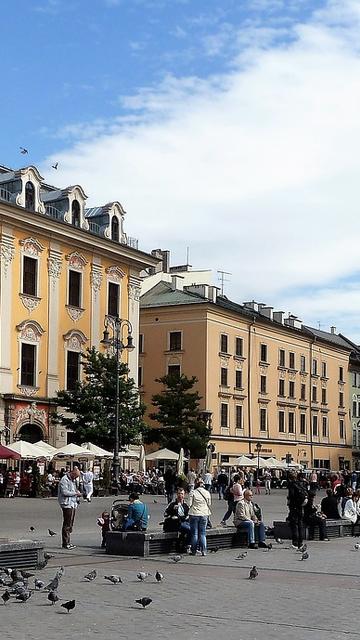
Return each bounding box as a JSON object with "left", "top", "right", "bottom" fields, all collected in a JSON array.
[
  {"left": 45, "top": 204, "right": 62, "bottom": 220},
  {"left": 0, "top": 186, "right": 12, "bottom": 202},
  {"left": 88, "top": 221, "right": 100, "bottom": 234}
]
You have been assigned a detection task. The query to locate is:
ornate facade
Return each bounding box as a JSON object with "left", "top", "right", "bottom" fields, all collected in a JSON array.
[{"left": 0, "top": 163, "right": 157, "bottom": 446}]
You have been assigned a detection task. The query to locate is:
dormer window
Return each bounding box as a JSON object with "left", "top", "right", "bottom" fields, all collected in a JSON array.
[
  {"left": 25, "top": 181, "right": 35, "bottom": 211},
  {"left": 111, "top": 216, "right": 119, "bottom": 241},
  {"left": 72, "top": 201, "right": 81, "bottom": 227}
]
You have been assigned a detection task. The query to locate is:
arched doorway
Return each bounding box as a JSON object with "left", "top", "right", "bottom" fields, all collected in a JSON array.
[{"left": 18, "top": 423, "right": 43, "bottom": 443}]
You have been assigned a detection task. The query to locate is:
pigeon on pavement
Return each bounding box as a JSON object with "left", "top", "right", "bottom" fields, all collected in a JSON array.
[
  {"left": 29, "top": 526, "right": 35, "bottom": 532},
  {"left": 48, "top": 591, "right": 59, "bottom": 605},
  {"left": 44, "top": 553, "right": 54, "bottom": 561},
  {"left": 84, "top": 570, "right": 97, "bottom": 581},
  {"left": 155, "top": 571, "right": 164, "bottom": 582},
  {"left": 34, "top": 579, "right": 45, "bottom": 590},
  {"left": 135, "top": 597, "right": 152, "bottom": 608},
  {"left": 236, "top": 552, "right": 248, "bottom": 559},
  {"left": 48, "top": 529, "right": 57, "bottom": 537},
  {"left": 56, "top": 566, "right": 65, "bottom": 578},
  {"left": 104, "top": 575, "right": 122, "bottom": 584},
  {"left": 209, "top": 546, "right": 220, "bottom": 553},
  {"left": 45, "top": 575, "right": 59, "bottom": 591},
  {"left": 16, "top": 591, "right": 32, "bottom": 603},
  {"left": 171, "top": 555, "right": 182, "bottom": 563},
  {"left": 21, "top": 571, "right": 34, "bottom": 580},
  {"left": 249, "top": 566, "right": 258, "bottom": 579},
  {"left": 1, "top": 590, "right": 10, "bottom": 605},
  {"left": 137, "top": 572, "right": 151, "bottom": 581},
  {"left": 61, "top": 599, "right": 76, "bottom": 613},
  {"left": 301, "top": 552, "right": 309, "bottom": 561},
  {"left": 354, "top": 543, "right": 360, "bottom": 550}
]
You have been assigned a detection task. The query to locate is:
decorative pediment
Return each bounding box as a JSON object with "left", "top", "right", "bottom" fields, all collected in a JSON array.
[
  {"left": 106, "top": 265, "right": 125, "bottom": 281},
  {"left": 63, "top": 329, "right": 88, "bottom": 351},
  {"left": 15, "top": 165, "right": 44, "bottom": 183},
  {"left": 20, "top": 237, "right": 45, "bottom": 256},
  {"left": 66, "top": 251, "right": 88, "bottom": 269},
  {"left": 16, "top": 320, "right": 45, "bottom": 342}
]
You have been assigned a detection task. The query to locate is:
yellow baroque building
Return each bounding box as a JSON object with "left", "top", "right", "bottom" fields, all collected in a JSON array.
[
  {"left": 140, "top": 277, "right": 353, "bottom": 470},
  {"left": 0, "top": 164, "right": 157, "bottom": 446}
]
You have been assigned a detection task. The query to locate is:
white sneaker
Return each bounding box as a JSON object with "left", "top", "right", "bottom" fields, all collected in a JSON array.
[{"left": 291, "top": 544, "right": 299, "bottom": 550}]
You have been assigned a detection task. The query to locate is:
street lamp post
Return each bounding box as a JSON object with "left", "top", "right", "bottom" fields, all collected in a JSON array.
[
  {"left": 255, "top": 441, "right": 262, "bottom": 479},
  {"left": 100, "top": 316, "right": 135, "bottom": 487}
]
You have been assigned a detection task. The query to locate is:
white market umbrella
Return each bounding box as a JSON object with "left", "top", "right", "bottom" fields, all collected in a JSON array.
[
  {"left": 145, "top": 447, "right": 184, "bottom": 462},
  {"left": 235, "top": 455, "right": 257, "bottom": 467},
  {"left": 177, "top": 447, "right": 185, "bottom": 475},
  {"left": 7, "top": 440, "right": 52, "bottom": 460},
  {"left": 34, "top": 440, "right": 58, "bottom": 456},
  {"left": 266, "top": 457, "right": 287, "bottom": 469},
  {"left": 138, "top": 445, "right": 146, "bottom": 473},
  {"left": 81, "top": 442, "right": 113, "bottom": 458},
  {"left": 118, "top": 449, "right": 140, "bottom": 459},
  {"left": 53, "top": 443, "right": 95, "bottom": 458}
]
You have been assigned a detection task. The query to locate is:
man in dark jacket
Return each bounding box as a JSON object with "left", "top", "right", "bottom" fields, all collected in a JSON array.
[
  {"left": 163, "top": 488, "right": 190, "bottom": 551},
  {"left": 217, "top": 469, "right": 229, "bottom": 500},
  {"left": 287, "top": 471, "right": 308, "bottom": 549},
  {"left": 164, "top": 465, "right": 177, "bottom": 504},
  {"left": 321, "top": 489, "right": 340, "bottom": 519}
]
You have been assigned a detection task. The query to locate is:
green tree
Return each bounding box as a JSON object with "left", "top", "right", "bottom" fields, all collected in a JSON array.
[
  {"left": 146, "top": 374, "right": 211, "bottom": 458},
  {"left": 54, "top": 347, "right": 146, "bottom": 450}
]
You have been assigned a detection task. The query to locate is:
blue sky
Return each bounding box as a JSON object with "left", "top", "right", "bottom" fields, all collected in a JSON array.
[{"left": 2, "top": 0, "right": 360, "bottom": 341}]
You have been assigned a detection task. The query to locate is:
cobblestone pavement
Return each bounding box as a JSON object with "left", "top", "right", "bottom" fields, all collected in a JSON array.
[{"left": 1, "top": 491, "right": 360, "bottom": 640}]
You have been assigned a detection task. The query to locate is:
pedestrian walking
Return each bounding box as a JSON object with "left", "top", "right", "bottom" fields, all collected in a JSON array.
[
  {"left": 217, "top": 468, "right": 228, "bottom": 500},
  {"left": 203, "top": 470, "right": 213, "bottom": 493},
  {"left": 189, "top": 478, "right": 211, "bottom": 556},
  {"left": 220, "top": 473, "right": 244, "bottom": 526},
  {"left": 81, "top": 469, "right": 94, "bottom": 502},
  {"left": 264, "top": 469, "right": 272, "bottom": 495},
  {"left": 58, "top": 467, "right": 81, "bottom": 550}
]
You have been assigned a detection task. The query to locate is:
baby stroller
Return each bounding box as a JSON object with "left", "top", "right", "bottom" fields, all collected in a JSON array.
[{"left": 110, "top": 498, "right": 129, "bottom": 531}]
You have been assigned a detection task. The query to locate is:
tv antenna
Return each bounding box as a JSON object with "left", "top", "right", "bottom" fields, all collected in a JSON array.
[{"left": 217, "top": 270, "right": 232, "bottom": 296}]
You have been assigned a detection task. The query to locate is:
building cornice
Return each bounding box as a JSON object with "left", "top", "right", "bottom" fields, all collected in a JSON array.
[{"left": 0, "top": 200, "right": 158, "bottom": 272}]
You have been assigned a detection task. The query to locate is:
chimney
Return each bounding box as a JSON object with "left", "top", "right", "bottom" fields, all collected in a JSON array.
[
  {"left": 150, "top": 249, "right": 170, "bottom": 273},
  {"left": 330, "top": 326, "right": 336, "bottom": 334},
  {"left": 284, "top": 314, "right": 302, "bottom": 329},
  {"left": 184, "top": 284, "right": 208, "bottom": 298},
  {"left": 208, "top": 286, "right": 218, "bottom": 303},
  {"left": 171, "top": 274, "right": 184, "bottom": 291},
  {"left": 273, "top": 311, "right": 284, "bottom": 324},
  {"left": 258, "top": 305, "right": 273, "bottom": 320},
  {"left": 243, "top": 300, "right": 260, "bottom": 312}
]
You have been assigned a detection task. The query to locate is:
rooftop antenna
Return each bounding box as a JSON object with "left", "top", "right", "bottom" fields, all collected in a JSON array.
[
  {"left": 217, "top": 270, "right": 232, "bottom": 296},
  {"left": 317, "top": 321, "right": 321, "bottom": 330}
]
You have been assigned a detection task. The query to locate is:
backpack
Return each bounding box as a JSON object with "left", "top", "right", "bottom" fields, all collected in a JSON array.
[{"left": 224, "top": 485, "right": 232, "bottom": 501}]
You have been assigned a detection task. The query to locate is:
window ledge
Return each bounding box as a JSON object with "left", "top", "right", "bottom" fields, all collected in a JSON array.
[
  {"left": 17, "top": 384, "right": 40, "bottom": 397},
  {"left": 219, "top": 351, "right": 230, "bottom": 358},
  {"left": 164, "top": 349, "right": 184, "bottom": 355},
  {"left": 320, "top": 376, "right": 329, "bottom": 381},
  {"left": 288, "top": 368, "right": 298, "bottom": 374},
  {"left": 66, "top": 305, "right": 85, "bottom": 322},
  {"left": 311, "top": 374, "right": 319, "bottom": 379},
  {"left": 233, "top": 355, "right": 245, "bottom": 362},
  {"left": 234, "top": 386, "right": 245, "bottom": 391},
  {"left": 19, "top": 293, "right": 41, "bottom": 312},
  {"left": 259, "top": 361, "right": 269, "bottom": 367}
]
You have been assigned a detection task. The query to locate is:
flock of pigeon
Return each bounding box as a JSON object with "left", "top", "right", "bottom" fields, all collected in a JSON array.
[
  {"left": 0, "top": 564, "right": 74, "bottom": 611},
  {"left": 19, "top": 146, "right": 58, "bottom": 170}
]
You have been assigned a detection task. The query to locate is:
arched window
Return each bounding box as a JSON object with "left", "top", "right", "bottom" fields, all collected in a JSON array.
[
  {"left": 111, "top": 216, "right": 119, "bottom": 242},
  {"left": 19, "top": 423, "right": 43, "bottom": 443},
  {"left": 72, "top": 201, "right": 81, "bottom": 227},
  {"left": 25, "top": 181, "right": 35, "bottom": 211}
]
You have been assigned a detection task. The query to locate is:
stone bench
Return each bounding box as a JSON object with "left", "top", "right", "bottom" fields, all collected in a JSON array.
[
  {"left": 273, "top": 519, "right": 354, "bottom": 540},
  {"left": 106, "top": 527, "right": 249, "bottom": 557},
  {"left": 0, "top": 539, "right": 45, "bottom": 569}
]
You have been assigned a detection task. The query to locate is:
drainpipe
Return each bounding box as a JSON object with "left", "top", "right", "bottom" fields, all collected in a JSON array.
[
  {"left": 309, "top": 338, "right": 316, "bottom": 467},
  {"left": 247, "top": 317, "right": 256, "bottom": 455}
]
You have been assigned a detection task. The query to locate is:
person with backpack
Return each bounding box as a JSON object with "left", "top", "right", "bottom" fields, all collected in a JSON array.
[
  {"left": 220, "top": 473, "right": 244, "bottom": 526},
  {"left": 287, "top": 471, "right": 308, "bottom": 549},
  {"left": 188, "top": 478, "right": 211, "bottom": 556}
]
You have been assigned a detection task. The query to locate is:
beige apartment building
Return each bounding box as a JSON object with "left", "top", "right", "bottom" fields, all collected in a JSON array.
[{"left": 140, "top": 276, "right": 353, "bottom": 470}]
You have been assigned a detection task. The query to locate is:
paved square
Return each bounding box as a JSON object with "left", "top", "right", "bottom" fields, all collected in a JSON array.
[{"left": 1, "top": 491, "right": 359, "bottom": 640}]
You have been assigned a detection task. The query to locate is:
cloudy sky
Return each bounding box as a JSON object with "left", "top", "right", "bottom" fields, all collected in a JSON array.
[{"left": 2, "top": 0, "right": 360, "bottom": 341}]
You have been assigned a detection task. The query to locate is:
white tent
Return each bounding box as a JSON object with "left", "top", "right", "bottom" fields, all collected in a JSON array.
[
  {"left": 145, "top": 447, "right": 185, "bottom": 462},
  {"left": 7, "top": 440, "right": 52, "bottom": 460},
  {"left": 34, "top": 440, "right": 58, "bottom": 456},
  {"left": 53, "top": 443, "right": 95, "bottom": 458},
  {"left": 81, "top": 442, "right": 113, "bottom": 458},
  {"left": 235, "top": 455, "right": 257, "bottom": 467},
  {"left": 265, "top": 457, "right": 287, "bottom": 469}
]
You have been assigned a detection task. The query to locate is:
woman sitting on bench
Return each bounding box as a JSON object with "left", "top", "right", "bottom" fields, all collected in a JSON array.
[{"left": 303, "top": 491, "right": 329, "bottom": 541}]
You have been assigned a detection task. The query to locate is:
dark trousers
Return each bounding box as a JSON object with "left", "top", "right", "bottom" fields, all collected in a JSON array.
[
  {"left": 62, "top": 507, "right": 76, "bottom": 547},
  {"left": 288, "top": 509, "right": 304, "bottom": 548},
  {"left": 307, "top": 516, "right": 327, "bottom": 540}
]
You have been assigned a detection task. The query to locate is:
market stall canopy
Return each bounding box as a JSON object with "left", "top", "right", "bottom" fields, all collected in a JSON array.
[
  {"left": 53, "top": 443, "right": 95, "bottom": 458},
  {"left": 265, "top": 457, "right": 287, "bottom": 469},
  {"left": 0, "top": 444, "right": 21, "bottom": 460},
  {"left": 7, "top": 440, "right": 52, "bottom": 459},
  {"left": 145, "top": 448, "right": 187, "bottom": 462},
  {"left": 118, "top": 448, "right": 140, "bottom": 459},
  {"left": 81, "top": 442, "right": 113, "bottom": 457},
  {"left": 235, "top": 455, "right": 257, "bottom": 467},
  {"left": 34, "top": 440, "right": 58, "bottom": 455}
]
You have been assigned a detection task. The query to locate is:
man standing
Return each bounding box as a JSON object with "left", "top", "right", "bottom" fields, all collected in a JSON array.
[
  {"left": 217, "top": 468, "right": 228, "bottom": 500},
  {"left": 203, "top": 470, "right": 213, "bottom": 493},
  {"left": 264, "top": 469, "right": 272, "bottom": 495},
  {"left": 58, "top": 466, "right": 81, "bottom": 550},
  {"left": 287, "top": 471, "right": 308, "bottom": 550},
  {"left": 81, "top": 469, "right": 94, "bottom": 502}
]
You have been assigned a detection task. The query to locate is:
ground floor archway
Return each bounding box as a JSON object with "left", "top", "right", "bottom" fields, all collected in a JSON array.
[{"left": 18, "top": 423, "right": 43, "bottom": 443}]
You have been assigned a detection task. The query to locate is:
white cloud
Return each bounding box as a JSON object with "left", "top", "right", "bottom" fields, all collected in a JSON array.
[{"left": 40, "top": 0, "right": 360, "bottom": 340}]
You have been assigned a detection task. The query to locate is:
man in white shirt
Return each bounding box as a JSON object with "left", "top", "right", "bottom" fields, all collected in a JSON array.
[{"left": 203, "top": 471, "right": 213, "bottom": 493}]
